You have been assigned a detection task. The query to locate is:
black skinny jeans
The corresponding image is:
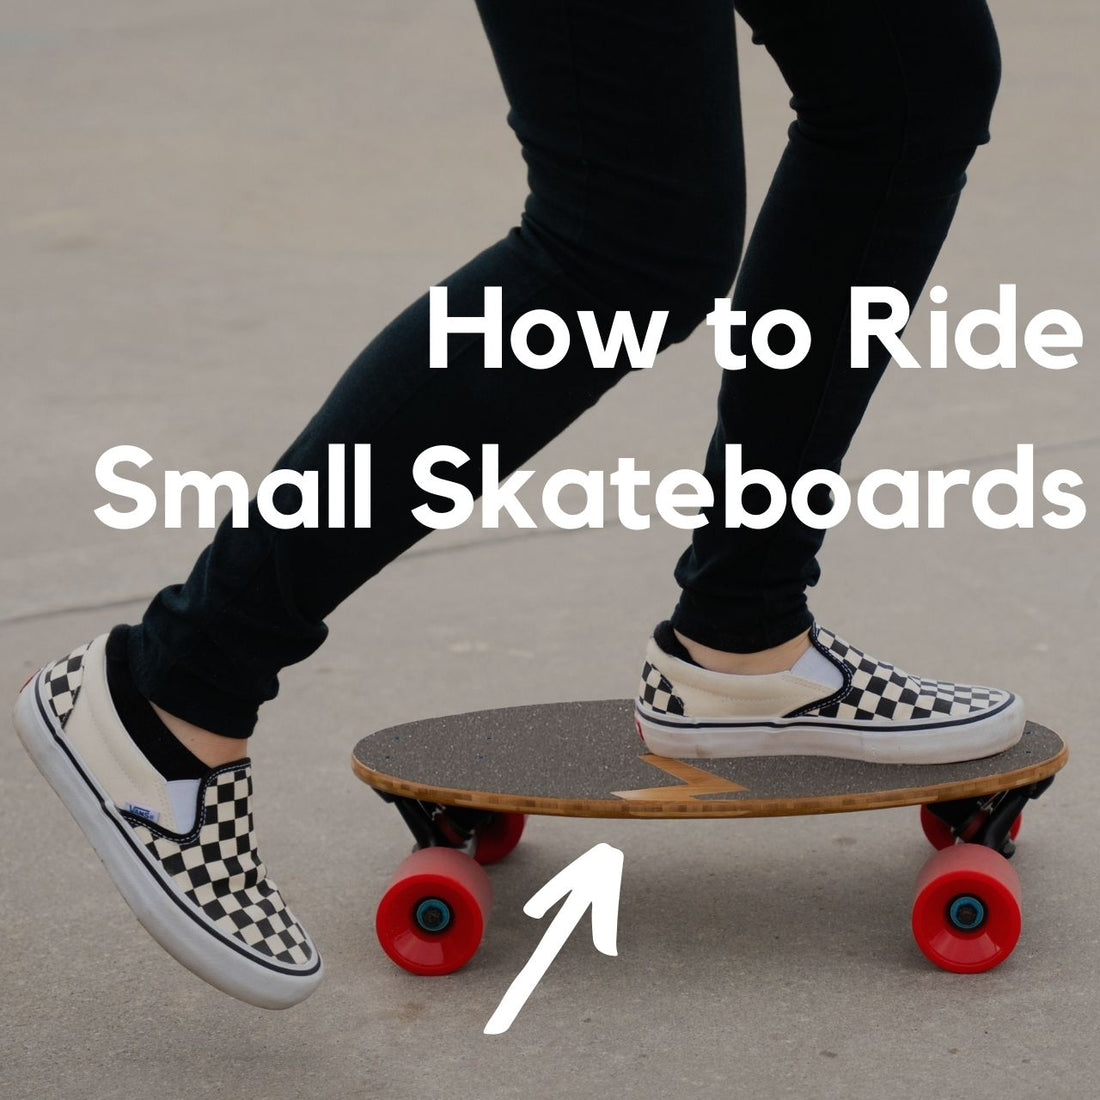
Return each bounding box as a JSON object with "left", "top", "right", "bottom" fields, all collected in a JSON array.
[{"left": 128, "top": 0, "right": 1001, "bottom": 737}]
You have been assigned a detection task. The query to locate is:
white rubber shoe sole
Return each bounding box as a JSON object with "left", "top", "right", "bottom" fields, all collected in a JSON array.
[
  {"left": 14, "top": 670, "right": 323, "bottom": 1010},
  {"left": 635, "top": 691, "right": 1025, "bottom": 764}
]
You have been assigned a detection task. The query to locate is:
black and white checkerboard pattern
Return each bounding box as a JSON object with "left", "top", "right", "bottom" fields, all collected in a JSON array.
[
  {"left": 806, "top": 627, "right": 1006, "bottom": 722},
  {"left": 132, "top": 766, "right": 313, "bottom": 966},
  {"left": 42, "top": 642, "right": 92, "bottom": 728},
  {"left": 638, "top": 660, "right": 685, "bottom": 716}
]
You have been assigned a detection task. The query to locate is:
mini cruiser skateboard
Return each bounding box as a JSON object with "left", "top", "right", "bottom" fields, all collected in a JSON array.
[{"left": 352, "top": 701, "right": 1066, "bottom": 977}]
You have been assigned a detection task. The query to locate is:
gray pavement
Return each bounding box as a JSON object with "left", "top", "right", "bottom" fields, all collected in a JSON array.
[{"left": 2, "top": 3, "right": 1098, "bottom": 1098}]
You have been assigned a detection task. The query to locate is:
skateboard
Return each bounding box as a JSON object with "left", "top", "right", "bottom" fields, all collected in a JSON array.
[{"left": 352, "top": 700, "right": 1067, "bottom": 977}]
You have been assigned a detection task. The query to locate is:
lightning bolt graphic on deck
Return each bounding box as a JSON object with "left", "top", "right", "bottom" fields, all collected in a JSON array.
[{"left": 612, "top": 755, "right": 747, "bottom": 802}]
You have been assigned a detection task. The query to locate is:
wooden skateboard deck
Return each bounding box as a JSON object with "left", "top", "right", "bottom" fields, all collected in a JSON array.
[
  {"left": 353, "top": 702, "right": 1066, "bottom": 979},
  {"left": 351, "top": 700, "right": 1066, "bottom": 819}
]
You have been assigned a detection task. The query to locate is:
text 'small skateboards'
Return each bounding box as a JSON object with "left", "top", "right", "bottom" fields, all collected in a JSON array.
[{"left": 352, "top": 700, "right": 1066, "bottom": 976}]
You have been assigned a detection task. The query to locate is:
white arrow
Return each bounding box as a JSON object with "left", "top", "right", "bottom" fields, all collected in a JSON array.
[{"left": 484, "top": 842, "right": 624, "bottom": 1035}]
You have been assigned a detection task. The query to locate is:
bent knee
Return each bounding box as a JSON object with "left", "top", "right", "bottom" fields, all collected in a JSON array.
[
  {"left": 536, "top": 202, "right": 743, "bottom": 348},
  {"left": 905, "top": 2, "right": 1001, "bottom": 158},
  {"left": 784, "top": 0, "right": 1001, "bottom": 164}
]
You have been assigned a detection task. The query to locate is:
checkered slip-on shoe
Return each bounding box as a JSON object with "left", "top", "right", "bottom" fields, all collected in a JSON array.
[
  {"left": 635, "top": 623, "right": 1025, "bottom": 763},
  {"left": 13, "top": 633, "right": 322, "bottom": 1009}
]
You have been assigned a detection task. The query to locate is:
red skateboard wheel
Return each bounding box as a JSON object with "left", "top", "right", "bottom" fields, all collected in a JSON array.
[
  {"left": 473, "top": 812, "right": 526, "bottom": 866},
  {"left": 920, "top": 804, "right": 1022, "bottom": 850},
  {"left": 911, "top": 843, "right": 1022, "bottom": 973},
  {"left": 376, "top": 847, "right": 492, "bottom": 976},
  {"left": 920, "top": 804, "right": 957, "bottom": 850}
]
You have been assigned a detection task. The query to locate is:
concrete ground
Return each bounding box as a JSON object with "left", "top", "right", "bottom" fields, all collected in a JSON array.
[{"left": 2, "top": 2, "right": 1097, "bottom": 1097}]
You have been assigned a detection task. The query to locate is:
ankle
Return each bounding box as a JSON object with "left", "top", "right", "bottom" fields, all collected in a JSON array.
[
  {"left": 150, "top": 703, "right": 249, "bottom": 768},
  {"left": 674, "top": 628, "right": 812, "bottom": 675}
]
